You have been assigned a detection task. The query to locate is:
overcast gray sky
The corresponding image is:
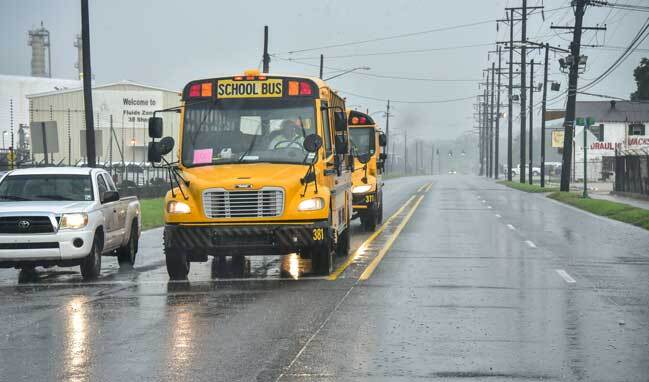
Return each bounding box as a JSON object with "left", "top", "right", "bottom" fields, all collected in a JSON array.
[{"left": 1, "top": 0, "right": 647, "bottom": 140}]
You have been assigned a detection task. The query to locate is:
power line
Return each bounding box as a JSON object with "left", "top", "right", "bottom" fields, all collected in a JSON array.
[
  {"left": 273, "top": 42, "right": 495, "bottom": 60},
  {"left": 338, "top": 90, "right": 476, "bottom": 104},
  {"left": 274, "top": 56, "right": 481, "bottom": 83},
  {"left": 275, "top": 6, "right": 572, "bottom": 55}
]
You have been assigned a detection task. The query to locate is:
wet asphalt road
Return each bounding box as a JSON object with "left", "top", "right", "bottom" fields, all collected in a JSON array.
[{"left": 1, "top": 175, "right": 649, "bottom": 381}]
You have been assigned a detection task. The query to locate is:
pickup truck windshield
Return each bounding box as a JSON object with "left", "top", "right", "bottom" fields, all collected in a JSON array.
[
  {"left": 0, "top": 175, "right": 93, "bottom": 202},
  {"left": 182, "top": 99, "right": 316, "bottom": 167},
  {"left": 350, "top": 127, "right": 376, "bottom": 156}
]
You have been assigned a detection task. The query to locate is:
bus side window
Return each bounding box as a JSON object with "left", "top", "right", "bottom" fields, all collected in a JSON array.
[{"left": 321, "top": 102, "right": 333, "bottom": 157}]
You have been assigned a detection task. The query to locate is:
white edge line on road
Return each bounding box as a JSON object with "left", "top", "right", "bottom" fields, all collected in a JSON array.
[
  {"left": 487, "top": 206, "right": 493, "bottom": 209},
  {"left": 495, "top": 214, "right": 502, "bottom": 218},
  {"left": 524, "top": 240, "right": 537, "bottom": 248},
  {"left": 556, "top": 269, "right": 576, "bottom": 284},
  {"left": 506, "top": 224, "right": 516, "bottom": 230}
]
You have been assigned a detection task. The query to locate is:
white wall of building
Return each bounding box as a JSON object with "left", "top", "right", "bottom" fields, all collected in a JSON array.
[
  {"left": 27, "top": 81, "right": 180, "bottom": 165},
  {"left": 0, "top": 74, "right": 80, "bottom": 148}
]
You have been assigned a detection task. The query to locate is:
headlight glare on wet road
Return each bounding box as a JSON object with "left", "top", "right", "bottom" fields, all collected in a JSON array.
[{"left": 60, "top": 213, "right": 88, "bottom": 229}]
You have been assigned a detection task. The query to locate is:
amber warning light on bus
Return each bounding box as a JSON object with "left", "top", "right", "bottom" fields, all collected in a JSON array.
[{"left": 287, "top": 80, "right": 313, "bottom": 96}]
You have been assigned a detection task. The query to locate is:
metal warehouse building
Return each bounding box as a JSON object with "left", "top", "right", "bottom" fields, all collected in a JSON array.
[{"left": 27, "top": 81, "right": 181, "bottom": 165}]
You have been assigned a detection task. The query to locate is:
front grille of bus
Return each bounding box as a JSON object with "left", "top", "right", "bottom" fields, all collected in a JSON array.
[{"left": 202, "top": 188, "right": 284, "bottom": 218}]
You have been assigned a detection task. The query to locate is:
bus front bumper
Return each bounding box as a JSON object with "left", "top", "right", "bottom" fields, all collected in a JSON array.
[{"left": 164, "top": 222, "right": 332, "bottom": 257}]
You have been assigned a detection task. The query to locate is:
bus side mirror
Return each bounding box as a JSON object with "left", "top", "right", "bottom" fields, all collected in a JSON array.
[
  {"left": 379, "top": 133, "right": 387, "bottom": 147},
  {"left": 335, "top": 134, "right": 348, "bottom": 154},
  {"left": 303, "top": 134, "right": 322, "bottom": 153},
  {"left": 148, "top": 117, "right": 163, "bottom": 138},
  {"left": 357, "top": 153, "right": 371, "bottom": 164},
  {"left": 333, "top": 111, "right": 347, "bottom": 132},
  {"left": 147, "top": 136, "right": 175, "bottom": 163}
]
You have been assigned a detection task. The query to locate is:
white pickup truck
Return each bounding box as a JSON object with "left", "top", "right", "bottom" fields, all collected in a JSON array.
[{"left": 0, "top": 167, "right": 141, "bottom": 280}]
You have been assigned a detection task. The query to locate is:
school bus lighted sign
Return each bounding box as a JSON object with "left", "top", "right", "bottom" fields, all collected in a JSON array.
[{"left": 216, "top": 79, "right": 283, "bottom": 99}]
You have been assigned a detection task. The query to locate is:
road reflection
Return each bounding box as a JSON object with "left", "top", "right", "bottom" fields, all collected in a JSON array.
[{"left": 64, "top": 297, "right": 90, "bottom": 382}]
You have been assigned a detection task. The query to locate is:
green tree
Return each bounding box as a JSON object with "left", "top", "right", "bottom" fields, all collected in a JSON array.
[{"left": 631, "top": 57, "right": 649, "bottom": 100}]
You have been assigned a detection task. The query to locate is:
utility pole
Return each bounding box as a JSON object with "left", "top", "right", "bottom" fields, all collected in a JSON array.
[
  {"left": 81, "top": 0, "right": 96, "bottom": 167},
  {"left": 519, "top": 0, "right": 527, "bottom": 184},
  {"left": 431, "top": 145, "right": 434, "bottom": 175},
  {"left": 478, "top": 97, "right": 484, "bottom": 176},
  {"left": 385, "top": 100, "right": 390, "bottom": 173},
  {"left": 528, "top": 59, "right": 534, "bottom": 184},
  {"left": 483, "top": 89, "right": 489, "bottom": 177},
  {"left": 490, "top": 61, "right": 496, "bottom": 178},
  {"left": 553, "top": 0, "right": 605, "bottom": 191},
  {"left": 319, "top": 54, "right": 324, "bottom": 79},
  {"left": 404, "top": 128, "right": 408, "bottom": 175},
  {"left": 495, "top": 46, "right": 502, "bottom": 179},
  {"left": 507, "top": 9, "right": 514, "bottom": 181},
  {"left": 262, "top": 26, "right": 270, "bottom": 73},
  {"left": 540, "top": 43, "right": 549, "bottom": 187}
]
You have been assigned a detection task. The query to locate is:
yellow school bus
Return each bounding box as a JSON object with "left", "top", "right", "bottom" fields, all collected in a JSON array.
[
  {"left": 347, "top": 110, "right": 387, "bottom": 231},
  {"left": 147, "top": 69, "right": 353, "bottom": 279}
]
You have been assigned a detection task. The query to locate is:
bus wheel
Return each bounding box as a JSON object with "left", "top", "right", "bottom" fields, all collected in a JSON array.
[
  {"left": 312, "top": 240, "right": 334, "bottom": 275},
  {"left": 336, "top": 226, "right": 350, "bottom": 258},
  {"left": 163, "top": 231, "right": 190, "bottom": 280},
  {"left": 361, "top": 211, "right": 378, "bottom": 232},
  {"left": 231, "top": 256, "right": 248, "bottom": 277}
]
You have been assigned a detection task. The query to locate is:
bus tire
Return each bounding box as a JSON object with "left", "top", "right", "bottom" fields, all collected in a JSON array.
[
  {"left": 312, "top": 239, "right": 334, "bottom": 275},
  {"left": 163, "top": 231, "right": 190, "bottom": 280},
  {"left": 336, "top": 226, "right": 350, "bottom": 258},
  {"left": 361, "top": 210, "right": 378, "bottom": 232}
]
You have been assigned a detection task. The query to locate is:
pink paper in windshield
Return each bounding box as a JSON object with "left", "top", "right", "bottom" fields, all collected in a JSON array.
[{"left": 193, "top": 148, "right": 213, "bottom": 164}]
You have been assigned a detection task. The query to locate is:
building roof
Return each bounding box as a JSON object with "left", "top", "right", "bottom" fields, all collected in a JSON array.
[
  {"left": 575, "top": 100, "right": 649, "bottom": 123},
  {"left": 26, "top": 80, "right": 180, "bottom": 98}
]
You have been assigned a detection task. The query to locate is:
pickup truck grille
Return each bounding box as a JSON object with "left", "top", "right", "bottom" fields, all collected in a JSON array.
[
  {"left": 203, "top": 188, "right": 284, "bottom": 218},
  {"left": 0, "top": 216, "right": 55, "bottom": 234}
]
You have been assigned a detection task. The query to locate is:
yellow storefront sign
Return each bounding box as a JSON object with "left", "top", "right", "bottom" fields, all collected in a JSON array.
[
  {"left": 551, "top": 130, "right": 564, "bottom": 148},
  {"left": 216, "top": 79, "right": 283, "bottom": 99}
]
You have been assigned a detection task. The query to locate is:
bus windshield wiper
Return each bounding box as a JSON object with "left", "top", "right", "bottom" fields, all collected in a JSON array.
[{"left": 237, "top": 122, "right": 263, "bottom": 163}]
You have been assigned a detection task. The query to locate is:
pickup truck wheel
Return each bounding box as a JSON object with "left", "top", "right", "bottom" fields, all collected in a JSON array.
[
  {"left": 80, "top": 235, "right": 102, "bottom": 280},
  {"left": 18, "top": 267, "right": 37, "bottom": 284},
  {"left": 117, "top": 221, "right": 138, "bottom": 267},
  {"left": 311, "top": 242, "right": 334, "bottom": 276}
]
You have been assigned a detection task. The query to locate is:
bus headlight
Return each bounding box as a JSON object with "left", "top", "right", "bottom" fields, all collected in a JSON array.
[
  {"left": 298, "top": 197, "right": 324, "bottom": 211},
  {"left": 60, "top": 213, "right": 88, "bottom": 229},
  {"left": 352, "top": 185, "right": 372, "bottom": 194},
  {"left": 167, "top": 201, "right": 191, "bottom": 214}
]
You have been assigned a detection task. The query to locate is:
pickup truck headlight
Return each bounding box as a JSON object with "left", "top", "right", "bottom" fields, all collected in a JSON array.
[
  {"left": 167, "top": 201, "right": 191, "bottom": 214},
  {"left": 352, "top": 185, "right": 373, "bottom": 194},
  {"left": 60, "top": 213, "right": 89, "bottom": 229},
  {"left": 298, "top": 197, "right": 324, "bottom": 211}
]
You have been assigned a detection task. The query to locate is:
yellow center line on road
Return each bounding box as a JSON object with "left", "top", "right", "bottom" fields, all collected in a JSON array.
[
  {"left": 417, "top": 183, "right": 428, "bottom": 193},
  {"left": 358, "top": 194, "right": 425, "bottom": 281},
  {"left": 327, "top": 195, "right": 416, "bottom": 281}
]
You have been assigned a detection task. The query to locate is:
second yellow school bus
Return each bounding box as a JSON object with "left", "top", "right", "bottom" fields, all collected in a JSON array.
[{"left": 347, "top": 110, "right": 387, "bottom": 231}]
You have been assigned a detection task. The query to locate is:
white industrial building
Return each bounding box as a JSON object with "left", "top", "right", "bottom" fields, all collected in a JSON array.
[
  {"left": 26, "top": 81, "right": 181, "bottom": 165},
  {"left": 0, "top": 74, "right": 81, "bottom": 149},
  {"left": 550, "top": 100, "right": 649, "bottom": 181}
]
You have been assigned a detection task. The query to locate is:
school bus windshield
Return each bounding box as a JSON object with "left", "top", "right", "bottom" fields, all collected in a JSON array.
[
  {"left": 182, "top": 99, "right": 316, "bottom": 167},
  {"left": 350, "top": 127, "right": 376, "bottom": 157}
]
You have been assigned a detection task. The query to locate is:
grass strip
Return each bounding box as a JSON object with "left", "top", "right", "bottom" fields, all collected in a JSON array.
[
  {"left": 140, "top": 197, "right": 165, "bottom": 230},
  {"left": 498, "top": 180, "right": 559, "bottom": 193},
  {"left": 548, "top": 192, "right": 649, "bottom": 231}
]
